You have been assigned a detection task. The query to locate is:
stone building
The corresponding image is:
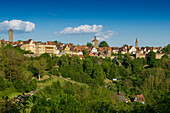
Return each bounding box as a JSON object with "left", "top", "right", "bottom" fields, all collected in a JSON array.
[{"left": 92, "top": 36, "right": 98, "bottom": 48}]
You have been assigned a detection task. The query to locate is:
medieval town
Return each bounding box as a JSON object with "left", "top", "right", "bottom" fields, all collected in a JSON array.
[{"left": 0, "top": 29, "right": 166, "bottom": 59}]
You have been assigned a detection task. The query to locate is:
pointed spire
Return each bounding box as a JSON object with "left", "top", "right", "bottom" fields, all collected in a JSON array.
[{"left": 135, "top": 38, "right": 138, "bottom": 48}]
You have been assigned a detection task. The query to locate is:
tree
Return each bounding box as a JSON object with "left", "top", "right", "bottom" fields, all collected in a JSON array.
[
  {"left": 162, "top": 44, "right": 170, "bottom": 53},
  {"left": 82, "top": 49, "right": 88, "bottom": 57},
  {"left": 39, "top": 53, "right": 53, "bottom": 70},
  {"left": 147, "top": 51, "right": 156, "bottom": 67},
  {"left": 83, "top": 58, "right": 93, "bottom": 75},
  {"left": 99, "top": 41, "right": 109, "bottom": 47},
  {"left": 54, "top": 40, "right": 58, "bottom": 44},
  {"left": 17, "top": 40, "right": 22, "bottom": 42},
  {"left": 2, "top": 46, "right": 25, "bottom": 81},
  {"left": 29, "top": 79, "right": 37, "bottom": 91},
  {"left": 117, "top": 53, "right": 123, "bottom": 64},
  {"left": 92, "top": 64, "right": 105, "bottom": 85},
  {"left": 131, "top": 58, "right": 143, "bottom": 74},
  {"left": 33, "top": 58, "right": 47, "bottom": 81},
  {"left": 86, "top": 42, "right": 92, "bottom": 47},
  {"left": 123, "top": 44, "right": 128, "bottom": 47},
  {"left": 101, "top": 61, "right": 111, "bottom": 79},
  {"left": 161, "top": 58, "right": 170, "bottom": 70},
  {"left": 0, "top": 77, "right": 6, "bottom": 91},
  {"left": 161, "top": 54, "right": 169, "bottom": 60},
  {"left": 123, "top": 53, "right": 132, "bottom": 68}
]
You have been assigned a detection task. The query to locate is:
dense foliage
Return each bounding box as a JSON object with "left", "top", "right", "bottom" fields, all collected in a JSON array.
[
  {"left": 86, "top": 42, "right": 92, "bottom": 47},
  {"left": 162, "top": 44, "right": 170, "bottom": 53},
  {"left": 0, "top": 44, "right": 170, "bottom": 113},
  {"left": 99, "top": 41, "right": 109, "bottom": 47}
]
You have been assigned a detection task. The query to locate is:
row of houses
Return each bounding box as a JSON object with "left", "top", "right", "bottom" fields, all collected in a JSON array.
[
  {"left": 0, "top": 39, "right": 56, "bottom": 55},
  {"left": 0, "top": 36, "right": 166, "bottom": 59}
]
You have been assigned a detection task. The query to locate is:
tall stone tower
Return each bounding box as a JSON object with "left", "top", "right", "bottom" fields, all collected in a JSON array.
[
  {"left": 92, "top": 36, "right": 98, "bottom": 48},
  {"left": 9, "top": 29, "right": 13, "bottom": 42},
  {"left": 107, "top": 47, "right": 112, "bottom": 57},
  {"left": 135, "top": 38, "right": 138, "bottom": 48}
]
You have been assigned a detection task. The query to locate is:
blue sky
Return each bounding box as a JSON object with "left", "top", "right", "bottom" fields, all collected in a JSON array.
[{"left": 0, "top": 0, "right": 170, "bottom": 47}]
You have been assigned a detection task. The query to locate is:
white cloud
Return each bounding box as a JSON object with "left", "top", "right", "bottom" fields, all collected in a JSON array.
[
  {"left": 59, "top": 24, "right": 103, "bottom": 34},
  {"left": 95, "top": 30, "right": 117, "bottom": 41},
  {"left": 0, "top": 19, "right": 35, "bottom": 33}
]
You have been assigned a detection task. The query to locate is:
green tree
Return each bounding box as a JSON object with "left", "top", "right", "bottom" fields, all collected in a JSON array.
[
  {"left": 92, "top": 64, "right": 105, "bottom": 85},
  {"left": 82, "top": 49, "right": 88, "bottom": 57},
  {"left": 54, "top": 40, "right": 58, "bottom": 44},
  {"left": 29, "top": 79, "right": 37, "bottom": 91},
  {"left": 99, "top": 41, "right": 109, "bottom": 47},
  {"left": 86, "top": 42, "right": 92, "bottom": 47},
  {"left": 147, "top": 51, "right": 156, "bottom": 67},
  {"left": 83, "top": 58, "right": 93, "bottom": 75},
  {"left": 162, "top": 44, "right": 170, "bottom": 53},
  {"left": 39, "top": 53, "right": 53, "bottom": 70},
  {"left": 101, "top": 61, "right": 110, "bottom": 79},
  {"left": 131, "top": 58, "right": 143, "bottom": 74},
  {"left": 123, "top": 53, "right": 132, "bottom": 68},
  {"left": 33, "top": 58, "right": 47, "bottom": 81},
  {"left": 0, "top": 77, "right": 6, "bottom": 91}
]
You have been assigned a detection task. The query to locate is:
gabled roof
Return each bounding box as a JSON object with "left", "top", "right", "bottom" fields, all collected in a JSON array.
[
  {"left": 1, "top": 38, "right": 6, "bottom": 44},
  {"left": 46, "top": 41, "right": 55, "bottom": 45},
  {"left": 136, "top": 94, "right": 145, "bottom": 102}
]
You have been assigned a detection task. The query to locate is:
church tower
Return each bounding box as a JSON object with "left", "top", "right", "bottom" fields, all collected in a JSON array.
[
  {"left": 9, "top": 29, "right": 13, "bottom": 42},
  {"left": 92, "top": 36, "right": 98, "bottom": 48},
  {"left": 135, "top": 38, "right": 138, "bottom": 48}
]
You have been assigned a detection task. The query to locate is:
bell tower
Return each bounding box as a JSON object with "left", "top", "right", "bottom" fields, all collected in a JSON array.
[
  {"left": 135, "top": 38, "right": 138, "bottom": 48},
  {"left": 92, "top": 36, "right": 98, "bottom": 48},
  {"left": 9, "top": 29, "right": 13, "bottom": 42}
]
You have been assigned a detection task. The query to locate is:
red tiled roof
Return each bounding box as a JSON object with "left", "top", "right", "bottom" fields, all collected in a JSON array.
[
  {"left": 92, "top": 38, "right": 98, "bottom": 41},
  {"left": 82, "top": 45, "right": 87, "bottom": 47},
  {"left": 136, "top": 94, "right": 145, "bottom": 102},
  {"left": 89, "top": 53, "right": 94, "bottom": 56},
  {"left": 9, "top": 29, "right": 13, "bottom": 31},
  {"left": 1, "top": 39, "right": 6, "bottom": 44},
  {"left": 97, "top": 47, "right": 103, "bottom": 51},
  {"left": 46, "top": 41, "right": 55, "bottom": 45},
  {"left": 108, "top": 47, "right": 111, "bottom": 50}
]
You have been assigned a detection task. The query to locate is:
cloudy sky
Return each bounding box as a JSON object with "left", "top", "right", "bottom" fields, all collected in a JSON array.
[{"left": 0, "top": 0, "right": 170, "bottom": 47}]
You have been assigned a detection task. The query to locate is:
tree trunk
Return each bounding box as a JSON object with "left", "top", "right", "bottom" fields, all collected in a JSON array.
[{"left": 38, "top": 73, "right": 40, "bottom": 81}]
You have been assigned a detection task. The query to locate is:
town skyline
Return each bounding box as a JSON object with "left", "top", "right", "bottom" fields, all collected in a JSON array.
[
  {"left": 0, "top": 0, "right": 170, "bottom": 47},
  {"left": 1, "top": 29, "right": 166, "bottom": 60}
]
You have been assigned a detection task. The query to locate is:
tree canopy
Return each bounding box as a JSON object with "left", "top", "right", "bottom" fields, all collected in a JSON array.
[
  {"left": 99, "top": 41, "right": 109, "bottom": 47},
  {"left": 86, "top": 42, "right": 92, "bottom": 47}
]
